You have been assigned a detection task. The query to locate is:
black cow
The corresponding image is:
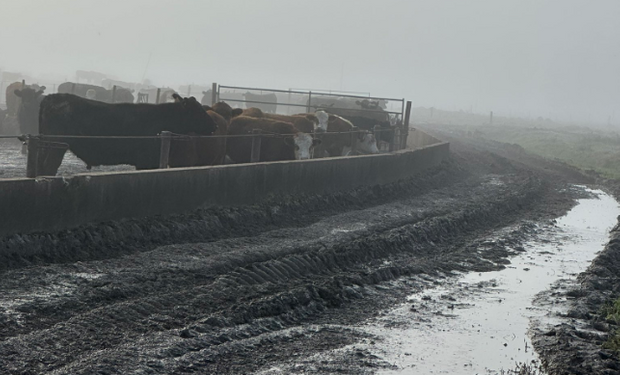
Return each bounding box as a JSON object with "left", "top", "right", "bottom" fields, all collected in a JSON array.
[
  {"left": 38, "top": 93, "right": 216, "bottom": 174},
  {"left": 58, "top": 82, "right": 134, "bottom": 103},
  {"left": 243, "top": 92, "right": 277, "bottom": 113},
  {"left": 14, "top": 87, "right": 46, "bottom": 135}
]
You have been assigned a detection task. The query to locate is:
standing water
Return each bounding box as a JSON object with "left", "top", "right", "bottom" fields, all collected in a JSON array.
[{"left": 362, "top": 188, "right": 620, "bottom": 374}]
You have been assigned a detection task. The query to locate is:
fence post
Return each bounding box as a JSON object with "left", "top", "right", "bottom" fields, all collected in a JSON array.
[
  {"left": 250, "top": 129, "right": 262, "bottom": 162},
  {"left": 25, "top": 135, "right": 39, "bottom": 178},
  {"left": 307, "top": 91, "right": 312, "bottom": 113},
  {"left": 22, "top": 79, "right": 25, "bottom": 88},
  {"left": 111, "top": 85, "right": 117, "bottom": 103},
  {"left": 312, "top": 129, "right": 325, "bottom": 159},
  {"left": 211, "top": 82, "right": 217, "bottom": 105},
  {"left": 350, "top": 126, "right": 359, "bottom": 156},
  {"left": 155, "top": 88, "right": 161, "bottom": 104},
  {"left": 159, "top": 131, "right": 172, "bottom": 168},
  {"left": 401, "top": 101, "right": 411, "bottom": 150},
  {"left": 391, "top": 127, "right": 400, "bottom": 152},
  {"left": 373, "top": 124, "right": 383, "bottom": 152},
  {"left": 490, "top": 111, "right": 494, "bottom": 125},
  {"left": 187, "top": 85, "right": 191, "bottom": 97}
]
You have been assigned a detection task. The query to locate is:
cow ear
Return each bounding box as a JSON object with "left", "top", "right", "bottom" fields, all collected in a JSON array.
[
  {"left": 36, "top": 90, "right": 44, "bottom": 96},
  {"left": 358, "top": 132, "right": 367, "bottom": 141},
  {"left": 40, "top": 86, "right": 47, "bottom": 91},
  {"left": 312, "top": 138, "right": 322, "bottom": 146},
  {"left": 283, "top": 137, "right": 294, "bottom": 146},
  {"left": 14, "top": 89, "right": 22, "bottom": 97},
  {"left": 232, "top": 108, "right": 243, "bottom": 117},
  {"left": 172, "top": 93, "right": 183, "bottom": 102}
]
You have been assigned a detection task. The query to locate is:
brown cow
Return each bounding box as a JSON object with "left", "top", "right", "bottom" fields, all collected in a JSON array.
[
  {"left": 242, "top": 107, "right": 317, "bottom": 133},
  {"left": 169, "top": 109, "right": 228, "bottom": 167},
  {"left": 226, "top": 116, "right": 320, "bottom": 163},
  {"left": 207, "top": 102, "right": 243, "bottom": 123}
]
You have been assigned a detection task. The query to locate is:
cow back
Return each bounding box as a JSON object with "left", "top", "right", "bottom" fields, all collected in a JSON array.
[
  {"left": 227, "top": 116, "right": 297, "bottom": 163},
  {"left": 39, "top": 94, "right": 217, "bottom": 170}
]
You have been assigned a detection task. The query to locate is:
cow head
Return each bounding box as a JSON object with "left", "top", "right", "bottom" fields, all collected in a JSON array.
[
  {"left": 284, "top": 133, "right": 321, "bottom": 160},
  {"left": 173, "top": 94, "right": 217, "bottom": 135},
  {"left": 211, "top": 101, "right": 243, "bottom": 123},
  {"left": 357, "top": 131, "right": 379, "bottom": 154},
  {"left": 314, "top": 110, "right": 329, "bottom": 131},
  {"left": 14, "top": 86, "right": 46, "bottom": 134}
]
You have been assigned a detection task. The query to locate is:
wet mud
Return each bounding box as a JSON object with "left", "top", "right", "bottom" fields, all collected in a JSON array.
[
  {"left": 0, "top": 131, "right": 612, "bottom": 374},
  {"left": 530, "top": 204, "right": 620, "bottom": 374}
]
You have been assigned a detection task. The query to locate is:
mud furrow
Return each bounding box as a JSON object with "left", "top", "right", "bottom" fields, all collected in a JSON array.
[{"left": 0, "top": 174, "right": 550, "bottom": 374}]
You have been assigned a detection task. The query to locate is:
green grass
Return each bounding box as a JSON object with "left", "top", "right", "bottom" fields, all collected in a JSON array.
[
  {"left": 474, "top": 125, "right": 620, "bottom": 179},
  {"left": 602, "top": 299, "right": 620, "bottom": 352}
]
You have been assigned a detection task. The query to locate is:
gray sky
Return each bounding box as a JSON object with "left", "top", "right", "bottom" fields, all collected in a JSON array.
[{"left": 2, "top": 0, "right": 619, "bottom": 123}]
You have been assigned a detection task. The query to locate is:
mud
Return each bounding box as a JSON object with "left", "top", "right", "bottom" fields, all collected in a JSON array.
[
  {"left": 530, "top": 204, "right": 620, "bottom": 374},
  {"left": 0, "top": 129, "right": 612, "bottom": 374}
]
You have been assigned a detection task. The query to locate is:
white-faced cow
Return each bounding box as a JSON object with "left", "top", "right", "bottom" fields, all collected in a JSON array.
[
  {"left": 306, "top": 112, "right": 379, "bottom": 157},
  {"left": 226, "top": 116, "right": 320, "bottom": 163}
]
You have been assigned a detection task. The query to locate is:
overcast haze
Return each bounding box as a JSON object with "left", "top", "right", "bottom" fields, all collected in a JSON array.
[{"left": 2, "top": 0, "right": 619, "bottom": 123}]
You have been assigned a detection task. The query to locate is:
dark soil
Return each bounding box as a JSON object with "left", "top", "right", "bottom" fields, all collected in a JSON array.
[{"left": 0, "top": 127, "right": 614, "bottom": 374}]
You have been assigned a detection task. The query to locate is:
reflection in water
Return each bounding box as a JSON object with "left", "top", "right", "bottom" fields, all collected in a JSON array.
[{"left": 364, "top": 188, "right": 619, "bottom": 374}]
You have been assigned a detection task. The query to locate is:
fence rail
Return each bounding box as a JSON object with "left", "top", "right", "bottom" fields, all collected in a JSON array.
[
  {"left": 216, "top": 83, "right": 407, "bottom": 120},
  {"left": 15, "top": 126, "right": 401, "bottom": 178}
]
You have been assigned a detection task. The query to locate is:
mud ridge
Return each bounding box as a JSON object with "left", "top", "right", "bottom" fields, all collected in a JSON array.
[
  {"left": 0, "top": 160, "right": 464, "bottom": 272},
  {"left": 0, "top": 172, "right": 558, "bottom": 374}
]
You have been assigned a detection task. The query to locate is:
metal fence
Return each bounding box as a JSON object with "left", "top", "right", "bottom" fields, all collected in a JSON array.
[
  {"left": 216, "top": 84, "right": 406, "bottom": 120},
  {"left": 214, "top": 83, "right": 411, "bottom": 149},
  {"left": 11, "top": 124, "right": 401, "bottom": 178},
  {"left": 0, "top": 81, "right": 411, "bottom": 178}
]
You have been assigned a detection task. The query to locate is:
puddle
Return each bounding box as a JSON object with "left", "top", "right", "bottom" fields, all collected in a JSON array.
[{"left": 361, "top": 188, "right": 620, "bottom": 374}]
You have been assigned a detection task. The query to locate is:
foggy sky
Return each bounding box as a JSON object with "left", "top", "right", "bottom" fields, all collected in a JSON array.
[{"left": 2, "top": 0, "right": 619, "bottom": 124}]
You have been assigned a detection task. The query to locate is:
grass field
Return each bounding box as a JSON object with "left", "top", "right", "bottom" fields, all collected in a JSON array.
[
  {"left": 412, "top": 106, "right": 620, "bottom": 179},
  {"left": 475, "top": 124, "right": 620, "bottom": 178}
]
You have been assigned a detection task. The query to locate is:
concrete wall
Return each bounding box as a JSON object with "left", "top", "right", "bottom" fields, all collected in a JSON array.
[
  {"left": 407, "top": 128, "right": 443, "bottom": 149},
  {"left": 0, "top": 139, "right": 449, "bottom": 236}
]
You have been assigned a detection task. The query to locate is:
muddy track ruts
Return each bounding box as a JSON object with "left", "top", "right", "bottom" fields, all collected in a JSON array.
[{"left": 0, "top": 163, "right": 574, "bottom": 374}]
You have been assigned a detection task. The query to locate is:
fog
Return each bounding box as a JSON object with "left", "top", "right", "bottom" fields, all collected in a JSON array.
[{"left": 2, "top": 0, "right": 619, "bottom": 124}]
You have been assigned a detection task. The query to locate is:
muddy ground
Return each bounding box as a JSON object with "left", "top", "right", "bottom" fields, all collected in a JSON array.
[{"left": 0, "top": 126, "right": 618, "bottom": 374}]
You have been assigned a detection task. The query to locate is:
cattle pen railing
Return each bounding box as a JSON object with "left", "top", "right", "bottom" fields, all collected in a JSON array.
[
  {"left": 214, "top": 83, "right": 411, "bottom": 150},
  {"left": 14, "top": 125, "right": 403, "bottom": 178},
  {"left": 216, "top": 84, "right": 406, "bottom": 118}
]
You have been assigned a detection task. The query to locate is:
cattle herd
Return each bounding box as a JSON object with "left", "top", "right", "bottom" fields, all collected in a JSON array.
[{"left": 1, "top": 80, "right": 399, "bottom": 176}]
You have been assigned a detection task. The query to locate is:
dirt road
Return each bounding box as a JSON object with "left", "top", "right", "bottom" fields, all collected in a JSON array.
[{"left": 0, "top": 131, "right": 612, "bottom": 374}]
